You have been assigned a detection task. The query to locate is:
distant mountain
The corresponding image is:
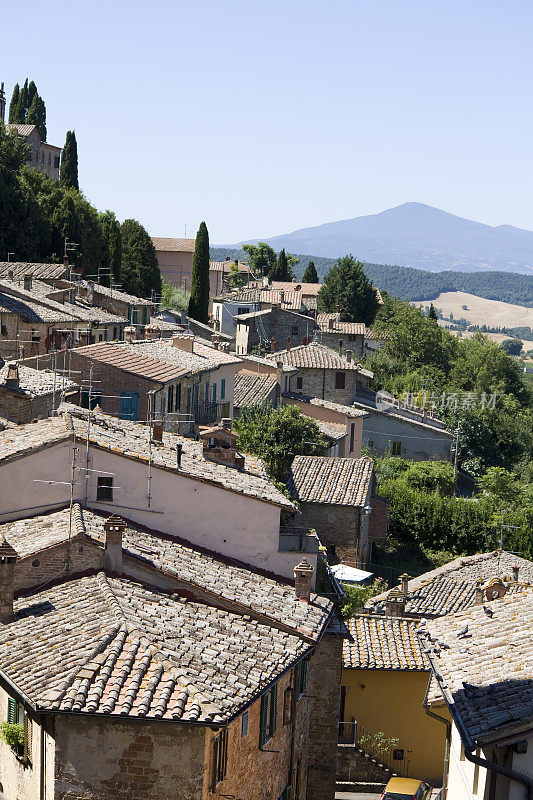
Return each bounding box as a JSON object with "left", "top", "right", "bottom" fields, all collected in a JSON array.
[{"left": 233, "top": 202, "right": 533, "bottom": 275}]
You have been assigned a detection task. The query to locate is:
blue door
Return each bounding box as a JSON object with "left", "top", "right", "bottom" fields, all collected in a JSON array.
[{"left": 120, "top": 392, "right": 139, "bottom": 420}]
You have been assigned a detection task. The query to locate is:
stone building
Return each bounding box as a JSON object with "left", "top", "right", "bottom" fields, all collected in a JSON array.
[
  {"left": 0, "top": 362, "right": 78, "bottom": 423},
  {"left": 287, "top": 455, "right": 388, "bottom": 565},
  {"left": 268, "top": 342, "right": 373, "bottom": 406},
  {"left": 75, "top": 280, "right": 154, "bottom": 327},
  {"left": 316, "top": 313, "right": 366, "bottom": 356},
  {"left": 212, "top": 288, "right": 313, "bottom": 337},
  {"left": 5, "top": 123, "right": 61, "bottom": 180},
  {"left": 235, "top": 305, "right": 319, "bottom": 355},
  {"left": 0, "top": 503, "right": 340, "bottom": 800},
  {"left": 282, "top": 394, "right": 368, "bottom": 459}
]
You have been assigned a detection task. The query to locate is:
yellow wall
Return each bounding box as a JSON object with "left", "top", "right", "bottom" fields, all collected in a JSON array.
[{"left": 341, "top": 668, "right": 450, "bottom": 783}]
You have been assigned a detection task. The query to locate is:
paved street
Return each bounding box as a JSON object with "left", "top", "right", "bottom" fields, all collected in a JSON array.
[{"left": 335, "top": 793, "right": 382, "bottom": 800}]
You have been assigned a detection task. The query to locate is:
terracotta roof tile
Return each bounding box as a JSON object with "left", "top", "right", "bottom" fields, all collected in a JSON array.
[
  {"left": 234, "top": 373, "right": 278, "bottom": 407},
  {"left": 344, "top": 615, "right": 429, "bottom": 670},
  {"left": 151, "top": 237, "right": 196, "bottom": 252},
  {"left": 0, "top": 263, "right": 69, "bottom": 281},
  {"left": 288, "top": 455, "right": 374, "bottom": 506},
  {"left": 317, "top": 313, "right": 366, "bottom": 336},
  {"left": 269, "top": 342, "right": 371, "bottom": 374}
]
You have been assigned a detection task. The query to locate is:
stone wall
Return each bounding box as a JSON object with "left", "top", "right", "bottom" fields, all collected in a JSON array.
[
  {"left": 306, "top": 632, "right": 343, "bottom": 800},
  {"left": 0, "top": 314, "right": 49, "bottom": 360},
  {"left": 14, "top": 537, "right": 104, "bottom": 593},
  {"left": 0, "top": 389, "right": 63, "bottom": 424},
  {"left": 236, "top": 307, "right": 318, "bottom": 355},
  {"left": 54, "top": 714, "right": 205, "bottom": 799},
  {"left": 319, "top": 331, "right": 364, "bottom": 357},
  {"left": 297, "top": 502, "right": 365, "bottom": 563},
  {"left": 291, "top": 367, "right": 367, "bottom": 406}
]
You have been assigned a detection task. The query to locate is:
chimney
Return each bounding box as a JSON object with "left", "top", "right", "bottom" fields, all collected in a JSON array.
[
  {"left": 176, "top": 443, "right": 183, "bottom": 468},
  {"left": 124, "top": 326, "right": 136, "bottom": 343},
  {"left": 328, "top": 317, "right": 335, "bottom": 330},
  {"left": 385, "top": 587, "right": 406, "bottom": 617},
  {"left": 172, "top": 334, "right": 195, "bottom": 353},
  {"left": 286, "top": 337, "right": 291, "bottom": 351},
  {"left": 63, "top": 254, "right": 70, "bottom": 267},
  {"left": 86, "top": 280, "right": 95, "bottom": 306},
  {"left": 103, "top": 516, "right": 126, "bottom": 575},
  {"left": 270, "top": 338, "right": 277, "bottom": 353},
  {"left": 4, "top": 362, "right": 19, "bottom": 389},
  {"left": 512, "top": 565, "right": 519, "bottom": 582},
  {"left": 144, "top": 323, "right": 160, "bottom": 340},
  {"left": 78, "top": 330, "right": 91, "bottom": 346},
  {"left": 23, "top": 274, "right": 32, "bottom": 291},
  {"left": 221, "top": 417, "right": 232, "bottom": 430},
  {"left": 212, "top": 337, "right": 220, "bottom": 350},
  {"left": 345, "top": 350, "right": 352, "bottom": 363},
  {"left": 475, "top": 580, "right": 484, "bottom": 605},
  {"left": 399, "top": 573, "right": 411, "bottom": 598},
  {"left": 0, "top": 536, "right": 18, "bottom": 623},
  {"left": 7, "top": 270, "right": 13, "bottom": 280},
  {"left": 200, "top": 421, "right": 243, "bottom": 469},
  {"left": 152, "top": 421, "right": 163, "bottom": 442},
  {"left": 294, "top": 557, "right": 314, "bottom": 602}
]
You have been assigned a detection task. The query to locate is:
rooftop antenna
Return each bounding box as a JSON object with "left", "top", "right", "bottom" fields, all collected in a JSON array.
[
  {"left": 7, "top": 253, "right": 14, "bottom": 262},
  {"left": 184, "top": 224, "right": 187, "bottom": 238},
  {"left": 498, "top": 513, "right": 521, "bottom": 570}
]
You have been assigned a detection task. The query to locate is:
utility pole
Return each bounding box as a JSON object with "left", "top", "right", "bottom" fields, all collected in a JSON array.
[{"left": 453, "top": 423, "right": 461, "bottom": 479}]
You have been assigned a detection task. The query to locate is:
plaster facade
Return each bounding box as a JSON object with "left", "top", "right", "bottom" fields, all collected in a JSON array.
[{"left": 282, "top": 395, "right": 364, "bottom": 459}]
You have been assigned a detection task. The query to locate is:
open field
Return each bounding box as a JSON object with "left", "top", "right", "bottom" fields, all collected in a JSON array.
[
  {"left": 448, "top": 329, "right": 533, "bottom": 351},
  {"left": 412, "top": 291, "right": 533, "bottom": 329}
]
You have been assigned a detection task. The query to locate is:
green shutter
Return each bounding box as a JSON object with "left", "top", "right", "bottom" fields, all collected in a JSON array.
[
  {"left": 221, "top": 379, "right": 226, "bottom": 399},
  {"left": 259, "top": 693, "right": 268, "bottom": 748},
  {"left": 270, "top": 684, "right": 278, "bottom": 737},
  {"left": 7, "top": 698, "right": 16, "bottom": 724},
  {"left": 142, "top": 306, "right": 147, "bottom": 324}
]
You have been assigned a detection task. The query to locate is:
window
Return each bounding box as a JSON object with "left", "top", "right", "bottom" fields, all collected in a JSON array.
[
  {"left": 259, "top": 683, "right": 277, "bottom": 747},
  {"left": 291, "top": 325, "right": 299, "bottom": 336},
  {"left": 283, "top": 686, "right": 294, "bottom": 725},
  {"left": 295, "top": 658, "right": 308, "bottom": 697},
  {"left": 168, "top": 385, "right": 174, "bottom": 413},
  {"left": 237, "top": 307, "right": 250, "bottom": 315},
  {"left": 131, "top": 308, "right": 138, "bottom": 325},
  {"left": 205, "top": 382, "right": 210, "bottom": 402},
  {"left": 7, "top": 698, "right": 32, "bottom": 762},
  {"left": 97, "top": 476, "right": 113, "bottom": 501},
  {"left": 186, "top": 386, "right": 191, "bottom": 413},
  {"left": 296, "top": 376, "right": 303, "bottom": 390},
  {"left": 241, "top": 710, "right": 249, "bottom": 737},
  {"left": 335, "top": 372, "right": 346, "bottom": 390},
  {"left": 1, "top": 325, "right": 7, "bottom": 336},
  {"left": 142, "top": 306, "right": 148, "bottom": 325},
  {"left": 212, "top": 729, "right": 228, "bottom": 787},
  {"left": 221, "top": 379, "right": 226, "bottom": 400},
  {"left": 350, "top": 422, "right": 355, "bottom": 452},
  {"left": 175, "top": 383, "right": 181, "bottom": 411},
  {"left": 392, "top": 440, "right": 402, "bottom": 456},
  {"left": 212, "top": 383, "right": 217, "bottom": 404}
]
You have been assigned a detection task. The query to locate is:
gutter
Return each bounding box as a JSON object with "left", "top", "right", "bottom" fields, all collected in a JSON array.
[{"left": 422, "top": 641, "right": 533, "bottom": 799}]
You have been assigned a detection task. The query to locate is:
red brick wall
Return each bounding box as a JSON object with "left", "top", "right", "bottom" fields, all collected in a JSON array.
[{"left": 368, "top": 496, "right": 389, "bottom": 543}]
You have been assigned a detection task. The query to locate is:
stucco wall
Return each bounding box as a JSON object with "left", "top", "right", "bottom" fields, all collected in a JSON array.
[
  {"left": 155, "top": 250, "right": 194, "bottom": 291},
  {"left": 282, "top": 395, "right": 364, "bottom": 458},
  {"left": 361, "top": 410, "right": 453, "bottom": 461},
  {"left": 342, "top": 668, "right": 448, "bottom": 783},
  {"left": 54, "top": 714, "right": 205, "bottom": 799}
]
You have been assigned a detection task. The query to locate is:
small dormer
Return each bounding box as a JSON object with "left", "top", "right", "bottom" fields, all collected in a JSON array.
[{"left": 199, "top": 419, "right": 245, "bottom": 470}]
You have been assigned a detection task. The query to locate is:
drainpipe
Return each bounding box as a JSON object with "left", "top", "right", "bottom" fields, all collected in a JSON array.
[
  {"left": 322, "top": 367, "right": 326, "bottom": 399},
  {"left": 423, "top": 679, "right": 451, "bottom": 796}
]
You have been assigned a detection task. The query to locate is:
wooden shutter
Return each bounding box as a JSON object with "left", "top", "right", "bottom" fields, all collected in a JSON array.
[
  {"left": 270, "top": 684, "right": 278, "bottom": 737},
  {"left": 24, "top": 714, "right": 32, "bottom": 762},
  {"left": 7, "top": 698, "right": 16, "bottom": 724},
  {"left": 259, "top": 693, "right": 268, "bottom": 747},
  {"left": 302, "top": 659, "right": 308, "bottom": 692}
]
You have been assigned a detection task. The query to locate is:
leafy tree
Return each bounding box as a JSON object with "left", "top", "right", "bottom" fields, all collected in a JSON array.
[
  {"left": 226, "top": 260, "right": 247, "bottom": 289},
  {"left": 120, "top": 219, "right": 161, "bottom": 298},
  {"left": 242, "top": 242, "right": 277, "bottom": 279},
  {"left": 234, "top": 404, "right": 328, "bottom": 482},
  {"left": 60, "top": 131, "right": 79, "bottom": 191},
  {"left": 26, "top": 94, "right": 47, "bottom": 141},
  {"left": 269, "top": 248, "right": 293, "bottom": 282},
  {"left": 478, "top": 467, "right": 523, "bottom": 507},
  {"left": 318, "top": 255, "right": 380, "bottom": 325},
  {"left": 188, "top": 221, "right": 210, "bottom": 322},
  {"left": 302, "top": 260, "right": 319, "bottom": 283},
  {"left": 8, "top": 84, "right": 21, "bottom": 123},
  {"left": 99, "top": 210, "right": 122, "bottom": 285},
  {"left": 501, "top": 338, "right": 523, "bottom": 356},
  {"left": 160, "top": 281, "right": 190, "bottom": 312},
  {"left": 340, "top": 578, "right": 388, "bottom": 619},
  {"left": 450, "top": 333, "right": 528, "bottom": 403}
]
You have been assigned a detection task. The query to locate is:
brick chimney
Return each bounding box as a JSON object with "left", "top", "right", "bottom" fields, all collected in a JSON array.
[
  {"left": 144, "top": 323, "right": 160, "bottom": 341},
  {"left": 385, "top": 587, "right": 406, "bottom": 617},
  {"left": 172, "top": 334, "right": 194, "bottom": 353},
  {"left": 399, "top": 573, "right": 411, "bottom": 598},
  {"left": 78, "top": 330, "right": 91, "bottom": 346},
  {"left": 4, "top": 362, "right": 19, "bottom": 389},
  {"left": 200, "top": 420, "right": 244, "bottom": 469},
  {"left": 23, "top": 274, "right": 32, "bottom": 291},
  {"left": 152, "top": 421, "right": 163, "bottom": 442},
  {"left": 286, "top": 337, "right": 291, "bottom": 351},
  {"left": 124, "top": 326, "right": 136, "bottom": 343},
  {"left": 294, "top": 557, "right": 314, "bottom": 602},
  {"left": 0, "top": 536, "right": 18, "bottom": 623},
  {"left": 103, "top": 516, "right": 126, "bottom": 575},
  {"left": 475, "top": 581, "right": 484, "bottom": 605}
]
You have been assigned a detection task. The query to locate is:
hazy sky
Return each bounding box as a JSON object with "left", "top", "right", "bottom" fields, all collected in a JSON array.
[{"left": 3, "top": 0, "right": 533, "bottom": 243}]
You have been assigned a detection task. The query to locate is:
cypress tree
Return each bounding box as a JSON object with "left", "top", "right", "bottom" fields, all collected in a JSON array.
[
  {"left": 26, "top": 95, "right": 47, "bottom": 141},
  {"left": 16, "top": 79, "right": 29, "bottom": 122},
  {"left": 27, "top": 81, "right": 38, "bottom": 108},
  {"left": 269, "top": 248, "right": 292, "bottom": 282},
  {"left": 318, "top": 255, "right": 380, "bottom": 325},
  {"left": 302, "top": 260, "right": 318, "bottom": 283},
  {"left": 99, "top": 210, "right": 122, "bottom": 286},
  {"left": 60, "top": 131, "right": 79, "bottom": 190},
  {"left": 188, "top": 221, "right": 210, "bottom": 323},
  {"left": 428, "top": 303, "right": 438, "bottom": 321},
  {"left": 8, "top": 84, "right": 20, "bottom": 123}
]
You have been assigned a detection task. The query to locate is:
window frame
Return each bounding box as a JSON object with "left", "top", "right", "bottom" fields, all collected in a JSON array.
[
  {"left": 295, "top": 658, "right": 308, "bottom": 698},
  {"left": 335, "top": 371, "right": 346, "bottom": 390},
  {"left": 259, "top": 683, "right": 278, "bottom": 748},
  {"left": 392, "top": 440, "right": 402, "bottom": 456},
  {"left": 241, "top": 710, "right": 249, "bottom": 737},
  {"left": 212, "top": 729, "right": 228, "bottom": 787},
  {"left": 220, "top": 379, "right": 226, "bottom": 400},
  {"left": 7, "top": 698, "right": 32, "bottom": 762},
  {"left": 96, "top": 476, "right": 113, "bottom": 501}
]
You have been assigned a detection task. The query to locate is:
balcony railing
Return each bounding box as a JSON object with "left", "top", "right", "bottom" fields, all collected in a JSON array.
[{"left": 191, "top": 401, "right": 228, "bottom": 425}]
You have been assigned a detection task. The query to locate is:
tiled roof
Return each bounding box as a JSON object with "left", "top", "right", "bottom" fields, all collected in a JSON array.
[
  {"left": 269, "top": 343, "right": 372, "bottom": 376},
  {"left": 238, "top": 354, "right": 296, "bottom": 373},
  {"left": 271, "top": 282, "right": 322, "bottom": 296},
  {"left": 0, "top": 262, "right": 68, "bottom": 281},
  {"left": 313, "top": 419, "right": 346, "bottom": 443},
  {"left": 0, "top": 291, "right": 74, "bottom": 323},
  {"left": 317, "top": 313, "right": 366, "bottom": 336},
  {"left": 0, "top": 364, "right": 77, "bottom": 397},
  {"left": 210, "top": 261, "right": 249, "bottom": 272},
  {"left": 0, "top": 505, "right": 331, "bottom": 638},
  {"left": 368, "top": 551, "right": 533, "bottom": 618},
  {"left": 0, "top": 573, "right": 314, "bottom": 723},
  {"left": 131, "top": 338, "right": 240, "bottom": 368},
  {"left": 283, "top": 392, "right": 369, "bottom": 419},
  {"left": 421, "top": 587, "right": 533, "bottom": 745},
  {"left": 234, "top": 373, "right": 278, "bottom": 407},
  {"left": 77, "top": 280, "right": 152, "bottom": 306},
  {"left": 0, "top": 283, "right": 127, "bottom": 324},
  {"left": 217, "top": 289, "right": 306, "bottom": 311},
  {"left": 0, "top": 408, "right": 294, "bottom": 509},
  {"left": 344, "top": 615, "right": 429, "bottom": 670},
  {"left": 6, "top": 123, "right": 38, "bottom": 137},
  {"left": 151, "top": 237, "right": 196, "bottom": 252},
  {"left": 288, "top": 455, "right": 374, "bottom": 506}
]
